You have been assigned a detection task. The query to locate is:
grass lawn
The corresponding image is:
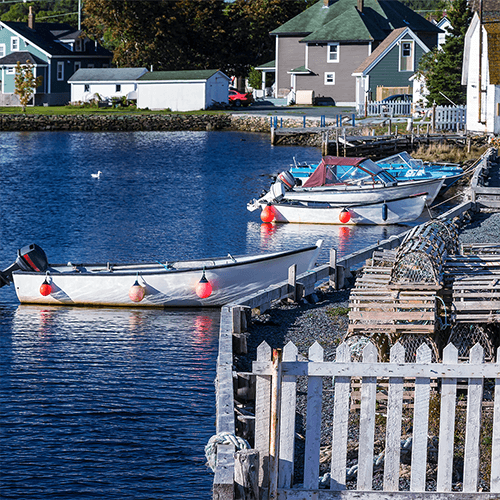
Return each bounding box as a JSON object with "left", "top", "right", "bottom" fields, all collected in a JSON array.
[{"left": 0, "top": 106, "right": 226, "bottom": 116}]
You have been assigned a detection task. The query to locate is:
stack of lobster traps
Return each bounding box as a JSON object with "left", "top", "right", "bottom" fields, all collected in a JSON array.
[{"left": 347, "top": 218, "right": 460, "bottom": 362}]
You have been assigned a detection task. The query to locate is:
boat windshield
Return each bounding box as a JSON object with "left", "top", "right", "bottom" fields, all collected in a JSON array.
[
  {"left": 377, "top": 152, "right": 424, "bottom": 170},
  {"left": 326, "top": 159, "right": 396, "bottom": 185}
]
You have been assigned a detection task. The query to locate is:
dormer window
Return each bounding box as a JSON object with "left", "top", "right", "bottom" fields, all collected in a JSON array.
[
  {"left": 74, "top": 39, "right": 82, "bottom": 52},
  {"left": 11, "top": 37, "right": 19, "bottom": 51}
]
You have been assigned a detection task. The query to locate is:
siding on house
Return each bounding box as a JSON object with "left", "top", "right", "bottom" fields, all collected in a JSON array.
[
  {"left": 276, "top": 36, "right": 305, "bottom": 94},
  {"left": 367, "top": 36, "right": 426, "bottom": 94}
]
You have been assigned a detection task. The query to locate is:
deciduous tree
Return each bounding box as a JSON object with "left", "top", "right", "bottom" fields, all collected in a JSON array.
[{"left": 14, "top": 60, "right": 43, "bottom": 112}]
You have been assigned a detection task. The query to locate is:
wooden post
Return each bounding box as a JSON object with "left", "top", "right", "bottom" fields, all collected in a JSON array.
[
  {"left": 270, "top": 125, "right": 275, "bottom": 145},
  {"left": 269, "top": 348, "right": 282, "bottom": 500},
  {"left": 467, "top": 135, "right": 471, "bottom": 153},
  {"left": 417, "top": 123, "right": 420, "bottom": 136},
  {"left": 234, "top": 449, "right": 260, "bottom": 500},
  {"left": 329, "top": 248, "right": 337, "bottom": 289},
  {"left": 388, "top": 119, "right": 392, "bottom": 136},
  {"left": 288, "top": 264, "right": 297, "bottom": 302},
  {"left": 343, "top": 129, "right": 346, "bottom": 157},
  {"left": 336, "top": 129, "right": 339, "bottom": 156},
  {"left": 232, "top": 306, "right": 242, "bottom": 334},
  {"left": 432, "top": 102, "right": 436, "bottom": 134}
]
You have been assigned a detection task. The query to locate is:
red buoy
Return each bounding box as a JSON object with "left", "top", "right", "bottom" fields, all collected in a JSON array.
[
  {"left": 196, "top": 271, "right": 213, "bottom": 299},
  {"left": 40, "top": 278, "right": 52, "bottom": 296},
  {"left": 129, "top": 280, "right": 146, "bottom": 302},
  {"left": 339, "top": 208, "right": 351, "bottom": 223},
  {"left": 261, "top": 204, "right": 274, "bottom": 223}
]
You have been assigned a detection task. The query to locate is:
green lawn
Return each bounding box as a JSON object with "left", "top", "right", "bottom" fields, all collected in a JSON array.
[{"left": 0, "top": 106, "right": 226, "bottom": 116}]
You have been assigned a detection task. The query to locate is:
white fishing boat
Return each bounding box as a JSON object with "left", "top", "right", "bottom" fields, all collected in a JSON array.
[
  {"left": 257, "top": 192, "right": 428, "bottom": 225},
  {"left": 1, "top": 242, "right": 322, "bottom": 307},
  {"left": 248, "top": 156, "right": 444, "bottom": 212}
]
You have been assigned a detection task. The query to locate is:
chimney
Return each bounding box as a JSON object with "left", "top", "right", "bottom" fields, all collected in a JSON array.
[
  {"left": 323, "top": 0, "right": 329, "bottom": 7},
  {"left": 358, "top": 0, "right": 363, "bottom": 12},
  {"left": 28, "top": 6, "right": 35, "bottom": 29}
]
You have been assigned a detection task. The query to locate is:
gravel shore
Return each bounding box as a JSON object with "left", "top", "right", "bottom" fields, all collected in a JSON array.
[{"left": 235, "top": 209, "right": 500, "bottom": 491}]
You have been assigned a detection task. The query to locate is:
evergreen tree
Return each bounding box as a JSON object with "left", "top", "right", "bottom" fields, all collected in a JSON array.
[{"left": 418, "top": 0, "right": 472, "bottom": 105}]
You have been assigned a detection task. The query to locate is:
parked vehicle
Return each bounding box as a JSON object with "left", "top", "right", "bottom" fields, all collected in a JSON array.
[
  {"left": 381, "top": 94, "right": 412, "bottom": 102},
  {"left": 228, "top": 88, "right": 254, "bottom": 107}
]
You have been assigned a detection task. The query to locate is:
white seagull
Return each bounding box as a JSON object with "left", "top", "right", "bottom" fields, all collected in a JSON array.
[{"left": 91, "top": 171, "right": 102, "bottom": 179}]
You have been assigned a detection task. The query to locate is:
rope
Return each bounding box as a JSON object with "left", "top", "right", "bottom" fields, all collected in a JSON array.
[{"left": 205, "top": 432, "right": 250, "bottom": 471}]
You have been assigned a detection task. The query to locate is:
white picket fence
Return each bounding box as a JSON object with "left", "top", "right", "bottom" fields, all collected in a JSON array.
[
  {"left": 252, "top": 341, "right": 500, "bottom": 499},
  {"left": 363, "top": 100, "right": 412, "bottom": 116},
  {"left": 435, "top": 105, "right": 467, "bottom": 131}
]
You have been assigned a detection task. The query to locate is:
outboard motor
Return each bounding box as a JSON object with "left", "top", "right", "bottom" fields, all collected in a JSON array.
[
  {"left": 0, "top": 244, "right": 48, "bottom": 288},
  {"left": 277, "top": 171, "right": 296, "bottom": 190}
]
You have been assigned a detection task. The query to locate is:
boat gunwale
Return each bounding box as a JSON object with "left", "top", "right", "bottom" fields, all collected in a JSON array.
[{"left": 11, "top": 244, "right": 321, "bottom": 278}]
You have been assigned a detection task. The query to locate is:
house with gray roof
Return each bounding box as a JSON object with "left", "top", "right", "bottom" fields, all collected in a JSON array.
[
  {"left": 0, "top": 7, "right": 112, "bottom": 106},
  {"left": 68, "top": 68, "right": 148, "bottom": 103},
  {"left": 136, "top": 69, "right": 231, "bottom": 111},
  {"left": 351, "top": 26, "right": 430, "bottom": 109},
  {"left": 270, "top": 0, "right": 441, "bottom": 106}
]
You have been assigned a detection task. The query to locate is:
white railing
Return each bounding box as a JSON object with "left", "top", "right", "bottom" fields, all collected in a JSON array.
[
  {"left": 435, "top": 105, "right": 466, "bottom": 131},
  {"left": 361, "top": 100, "right": 412, "bottom": 116},
  {"left": 252, "top": 340, "right": 500, "bottom": 499}
]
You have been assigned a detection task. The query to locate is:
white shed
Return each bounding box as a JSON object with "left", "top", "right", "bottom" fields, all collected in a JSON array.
[
  {"left": 136, "top": 69, "right": 230, "bottom": 111},
  {"left": 68, "top": 68, "right": 148, "bottom": 103},
  {"left": 462, "top": 11, "right": 500, "bottom": 134}
]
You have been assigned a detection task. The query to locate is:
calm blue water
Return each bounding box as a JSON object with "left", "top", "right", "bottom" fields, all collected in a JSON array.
[{"left": 0, "top": 131, "right": 414, "bottom": 499}]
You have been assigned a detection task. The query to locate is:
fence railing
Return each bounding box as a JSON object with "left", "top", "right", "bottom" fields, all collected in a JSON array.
[
  {"left": 435, "top": 105, "right": 466, "bottom": 131},
  {"left": 252, "top": 340, "right": 500, "bottom": 499},
  {"left": 361, "top": 101, "right": 412, "bottom": 117}
]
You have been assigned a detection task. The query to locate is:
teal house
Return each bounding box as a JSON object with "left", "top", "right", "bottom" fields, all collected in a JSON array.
[
  {"left": 352, "top": 26, "right": 430, "bottom": 107},
  {"left": 0, "top": 8, "right": 112, "bottom": 106}
]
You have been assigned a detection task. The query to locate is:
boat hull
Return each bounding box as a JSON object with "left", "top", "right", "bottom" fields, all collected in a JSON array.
[
  {"left": 12, "top": 243, "right": 322, "bottom": 308},
  {"left": 283, "top": 176, "right": 444, "bottom": 205},
  {"left": 264, "top": 194, "right": 427, "bottom": 225}
]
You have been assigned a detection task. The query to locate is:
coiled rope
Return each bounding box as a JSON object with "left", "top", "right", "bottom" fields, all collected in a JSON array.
[{"left": 205, "top": 432, "right": 250, "bottom": 471}]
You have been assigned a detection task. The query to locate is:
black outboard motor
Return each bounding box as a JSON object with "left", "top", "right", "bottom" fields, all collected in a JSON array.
[{"left": 0, "top": 244, "right": 48, "bottom": 288}]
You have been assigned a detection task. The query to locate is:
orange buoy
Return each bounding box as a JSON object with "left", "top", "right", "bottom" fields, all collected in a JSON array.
[
  {"left": 339, "top": 208, "right": 351, "bottom": 223},
  {"left": 196, "top": 270, "right": 212, "bottom": 299},
  {"left": 261, "top": 204, "right": 274, "bottom": 223},
  {"left": 129, "top": 280, "right": 146, "bottom": 302},
  {"left": 40, "top": 278, "right": 52, "bottom": 296}
]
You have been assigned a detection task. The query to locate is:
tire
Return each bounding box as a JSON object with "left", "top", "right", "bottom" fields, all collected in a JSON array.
[{"left": 235, "top": 99, "right": 242, "bottom": 107}]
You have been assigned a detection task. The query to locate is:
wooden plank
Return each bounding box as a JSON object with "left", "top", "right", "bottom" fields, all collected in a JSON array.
[
  {"left": 357, "top": 342, "right": 378, "bottom": 491},
  {"left": 410, "top": 344, "right": 432, "bottom": 492},
  {"left": 330, "top": 343, "right": 351, "bottom": 491},
  {"left": 463, "top": 344, "right": 484, "bottom": 493},
  {"left": 254, "top": 341, "right": 272, "bottom": 492},
  {"left": 303, "top": 342, "right": 324, "bottom": 490},
  {"left": 383, "top": 343, "right": 405, "bottom": 491},
  {"left": 492, "top": 346, "right": 500, "bottom": 493},
  {"left": 278, "top": 342, "right": 298, "bottom": 489},
  {"left": 348, "top": 312, "right": 435, "bottom": 321},
  {"left": 436, "top": 344, "right": 458, "bottom": 492},
  {"left": 453, "top": 301, "right": 500, "bottom": 310}
]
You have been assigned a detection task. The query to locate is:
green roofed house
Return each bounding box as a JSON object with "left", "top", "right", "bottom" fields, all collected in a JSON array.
[
  {"left": 136, "top": 69, "right": 231, "bottom": 111},
  {"left": 0, "top": 7, "right": 112, "bottom": 106},
  {"left": 271, "top": 0, "right": 441, "bottom": 106}
]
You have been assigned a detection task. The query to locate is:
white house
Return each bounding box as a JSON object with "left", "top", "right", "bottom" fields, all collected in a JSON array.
[
  {"left": 68, "top": 67, "right": 148, "bottom": 103},
  {"left": 136, "top": 69, "right": 230, "bottom": 111},
  {"left": 462, "top": 10, "right": 500, "bottom": 134},
  {"left": 436, "top": 16, "right": 452, "bottom": 49}
]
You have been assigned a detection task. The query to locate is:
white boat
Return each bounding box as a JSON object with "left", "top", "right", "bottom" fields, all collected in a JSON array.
[
  {"left": 1, "top": 242, "right": 322, "bottom": 307},
  {"left": 248, "top": 156, "right": 444, "bottom": 212},
  {"left": 258, "top": 193, "right": 428, "bottom": 225}
]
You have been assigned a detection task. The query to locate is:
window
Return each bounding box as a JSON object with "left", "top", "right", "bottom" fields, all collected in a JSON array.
[
  {"left": 74, "top": 61, "right": 81, "bottom": 72},
  {"left": 116, "top": 84, "right": 121, "bottom": 92},
  {"left": 87, "top": 64, "right": 94, "bottom": 68},
  {"left": 324, "top": 72, "right": 335, "bottom": 85},
  {"left": 57, "top": 61, "right": 64, "bottom": 81},
  {"left": 74, "top": 39, "right": 82, "bottom": 52},
  {"left": 7, "top": 67, "right": 14, "bottom": 74},
  {"left": 84, "top": 84, "right": 90, "bottom": 92},
  {"left": 400, "top": 40, "right": 414, "bottom": 71},
  {"left": 0, "top": 44, "right": 5, "bottom": 58},
  {"left": 11, "top": 37, "right": 19, "bottom": 51},
  {"left": 327, "top": 43, "right": 339, "bottom": 63}
]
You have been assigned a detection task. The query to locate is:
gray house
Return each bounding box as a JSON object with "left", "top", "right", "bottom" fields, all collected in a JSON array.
[{"left": 270, "top": 0, "right": 441, "bottom": 105}]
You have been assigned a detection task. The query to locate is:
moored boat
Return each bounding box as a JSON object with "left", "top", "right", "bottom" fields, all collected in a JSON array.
[
  {"left": 1, "top": 242, "right": 323, "bottom": 307},
  {"left": 256, "top": 192, "right": 428, "bottom": 225},
  {"left": 249, "top": 156, "right": 444, "bottom": 213}
]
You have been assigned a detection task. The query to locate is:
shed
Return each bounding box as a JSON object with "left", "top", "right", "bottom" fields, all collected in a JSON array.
[
  {"left": 136, "top": 69, "right": 230, "bottom": 111},
  {"left": 68, "top": 67, "right": 148, "bottom": 103}
]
